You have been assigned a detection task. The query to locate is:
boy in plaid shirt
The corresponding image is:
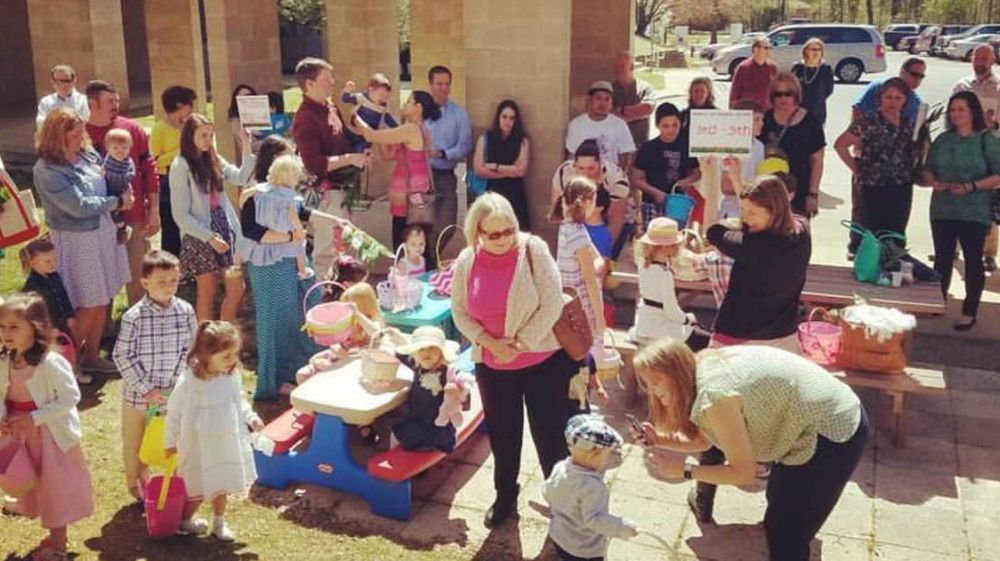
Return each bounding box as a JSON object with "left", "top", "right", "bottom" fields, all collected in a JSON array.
[{"left": 112, "top": 250, "right": 196, "bottom": 500}]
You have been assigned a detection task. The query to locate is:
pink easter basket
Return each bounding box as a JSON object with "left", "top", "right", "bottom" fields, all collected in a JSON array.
[
  {"left": 428, "top": 224, "right": 460, "bottom": 296},
  {"left": 54, "top": 331, "right": 76, "bottom": 367},
  {"left": 303, "top": 281, "right": 356, "bottom": 346},
  {"left": 377, "top": 245, "right": 423, "bottom": 312},
  {"left": 798, "top": 308, "right": 842, "bottom": 366},
  {"left": 0, "top": 437, "right": 37, "bottom": 499},
  {"left": 144, "top": 457, "right": 186, "bottom": 538}
]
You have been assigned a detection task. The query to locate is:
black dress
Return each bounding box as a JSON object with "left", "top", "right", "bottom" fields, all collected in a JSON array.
[
  {"left": 392, "top": 355, "right": 457, "bottom": 453},
  {"left": 760, "top": 110, "right": 826, "bottom": 214},
  {"left": 485, "top": 131, "right": 530, "bottom": 230}
]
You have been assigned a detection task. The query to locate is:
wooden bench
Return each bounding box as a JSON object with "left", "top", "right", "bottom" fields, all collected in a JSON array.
[
  {"left": 611, "top": 263, "right": 946, "bottom": 316},
  {"left": 607, "top": 334, "right": 945, "bottom": 447},
  {"left": 829, "top": 366, "right": 946, "bottom": 446},
  {"left": 367, "top": 386, "right": 485, "bottom": 483}
]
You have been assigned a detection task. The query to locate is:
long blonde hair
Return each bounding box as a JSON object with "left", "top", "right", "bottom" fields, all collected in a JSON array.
[
  {"left": 340, "top": 282, "right": 382, "bottom": 324},
  {"left": 633, "top": 339, "right": 699, "bottom": 437}
]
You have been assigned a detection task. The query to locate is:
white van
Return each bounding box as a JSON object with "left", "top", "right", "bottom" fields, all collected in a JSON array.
[{"left": 712, "top": 24, "right": 887, "bottom": 83}]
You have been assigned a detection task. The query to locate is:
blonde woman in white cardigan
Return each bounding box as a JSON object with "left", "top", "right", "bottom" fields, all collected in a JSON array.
[
  {"left": 169, "top": 113, "right": 255, "bottom": 321},
  {"left": 451, "top": 192, "right": 575, "bottom": 528},
  {"left": 0, "top": 294, "right": 93, "bottom": 561}
]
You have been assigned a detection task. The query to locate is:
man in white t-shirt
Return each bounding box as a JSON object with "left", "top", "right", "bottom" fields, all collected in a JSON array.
[
  {"left": 952, "top": 44, "right": 1000, "bottom": 272},
  {"left": 35, "top": 64, "right": 90, "bottom": 129},
  {"left": 565, "top": 81, "right": 637, "bottom": 171}
]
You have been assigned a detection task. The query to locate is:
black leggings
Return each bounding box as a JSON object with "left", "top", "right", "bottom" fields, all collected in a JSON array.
[
  {"left": 158, "top": 174, "right": 181, "bottom": 256},
  {"left": 931, "top": 219, "right": 989, "bottom": 317},
  {"left": 476, "top": 350, "right": 573, "bottom": 499},
  {"left": 861, "top": 183, "right": 913, "bottom": 237}
]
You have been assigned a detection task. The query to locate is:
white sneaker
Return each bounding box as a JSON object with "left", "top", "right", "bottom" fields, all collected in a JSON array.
[
  {"left": 177, "top": 517, "right": 209, "bottom": 535},
  {"left": 212, "top": 520, "right": 235, "bottom": 542}
]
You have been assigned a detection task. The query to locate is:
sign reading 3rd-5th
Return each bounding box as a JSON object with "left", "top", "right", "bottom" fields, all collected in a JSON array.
[{"left": 688, "top": 110, "right": 754, "bottom": 157}]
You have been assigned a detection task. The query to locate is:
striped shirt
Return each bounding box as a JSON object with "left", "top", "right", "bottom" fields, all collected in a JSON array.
[
  {"left": 103, "top": 154, "right": 136, "bottom": 195},
  {"left": 112, "top": 295, "right": 197, "bottom": 409},
  {"left": 557, "top": 222, "right": 600, "bottom": 338}
]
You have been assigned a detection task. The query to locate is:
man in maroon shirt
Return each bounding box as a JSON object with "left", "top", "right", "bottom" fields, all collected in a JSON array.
[
  {"left": 291, "top": 57, "right": 369, "bottom": 279},
  {"left": 729, "top": 38, "right": 778, "bottom": 110},
  {"left": 85, "top": 80, "right": 159, "bottom": 307}
]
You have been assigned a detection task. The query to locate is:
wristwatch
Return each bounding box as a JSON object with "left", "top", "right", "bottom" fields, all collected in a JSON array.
[{"left": 683, "top": 463, "right": 694, "bottom": 480}]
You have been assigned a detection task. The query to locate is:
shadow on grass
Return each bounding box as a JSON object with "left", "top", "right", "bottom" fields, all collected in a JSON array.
[
  {"left": 82, "top": 504, "right": 258, "bottom": 561},
  {"left": 246, "top": 438, "right": 486, "bottom": 552}
]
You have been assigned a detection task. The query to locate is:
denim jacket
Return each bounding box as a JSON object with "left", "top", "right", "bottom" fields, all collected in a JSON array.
[
  {"left": 168, "top": 153, "right": 254, "bottom": 253},
  {"left": 32, "top": 149, "right": 118, "bottom": 232}
]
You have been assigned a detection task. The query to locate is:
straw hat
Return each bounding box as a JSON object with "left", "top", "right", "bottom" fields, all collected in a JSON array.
[
  {"left": 395, "top": 326, "right": 459, "bottom": 362},
  {"left": 639, "top": 217, "right": 682, "bottom": 246}
]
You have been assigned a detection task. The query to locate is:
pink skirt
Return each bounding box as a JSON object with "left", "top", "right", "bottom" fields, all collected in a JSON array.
[{"left": 6, "top": 425, "right": 94, "bottom": 529}]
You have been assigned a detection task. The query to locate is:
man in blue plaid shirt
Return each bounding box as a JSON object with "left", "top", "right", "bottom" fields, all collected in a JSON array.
[{"left": 112, "top": 250, "right": 196, "bottom": 500}]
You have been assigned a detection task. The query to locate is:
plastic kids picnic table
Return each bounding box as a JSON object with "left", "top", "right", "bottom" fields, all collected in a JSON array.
[
  {"left": 382, "top": 274, "right": 457, "bottom": 339},
  {"left": 254, "top": 356, "right": 415, "bottom": 518}
]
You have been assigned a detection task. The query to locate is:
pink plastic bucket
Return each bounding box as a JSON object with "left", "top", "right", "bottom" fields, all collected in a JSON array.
[
  {"left": 303, "top": 281, "right": 356, "bottom": 346},
  {"left": 144, "top": 468, "right": 186, "bottom": 538},
  {"left": 0, "top": 437, "right": 37, "bottom": 498},
  {"left": 798, "top": 308, "right": 841, "bottom": 366}
]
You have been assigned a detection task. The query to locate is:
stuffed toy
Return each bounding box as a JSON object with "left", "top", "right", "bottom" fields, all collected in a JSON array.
[
  {"left": 435, "top": 368, "right": 472, "bottom": 427},
  {"left": 295, "top": 348, "right": 340, "bottom": 385}
]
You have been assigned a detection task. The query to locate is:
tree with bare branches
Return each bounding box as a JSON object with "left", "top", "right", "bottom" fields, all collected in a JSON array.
[{"left": 636, "top": 0, "right": 670, "bottom": 37}]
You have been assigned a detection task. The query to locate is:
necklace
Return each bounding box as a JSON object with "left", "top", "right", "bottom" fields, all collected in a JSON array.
[{"left": 800, "top": 64, "right": 821, "bottom": 87}]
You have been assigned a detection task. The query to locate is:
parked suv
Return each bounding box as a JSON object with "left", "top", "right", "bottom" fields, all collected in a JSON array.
[
  {"left": 911, "top": 25, "right": 968, "bottom": 55},
  {"left": 884, "top": 23, "right": 929, "bottom": 50},
  {"left": 935, "top": 24, "right": 997, "bottom": 56},
  {"left": 712, "top": 24, "right": 887, "bottom": 83}
]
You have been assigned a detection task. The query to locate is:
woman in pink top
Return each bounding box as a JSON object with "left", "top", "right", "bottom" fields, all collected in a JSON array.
[
  {"left": 451, "top": 193, "right": 573, "bottom": 529},
  {"left": 355, "top": 90, "right": 439, "bottom": 250}
]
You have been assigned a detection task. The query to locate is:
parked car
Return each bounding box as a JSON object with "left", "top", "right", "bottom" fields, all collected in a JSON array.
[
  {"left": 946, "top": 34, "right": 1000, "bottom": 61},
  {"left": 935, "top": 24, "right": 995, "bottom": 56},
  {"left": 884, "top": 23, "right": 929, "bottom": 50},
  {"left": 712, "top": 24, "right": 886, "bottom": 83},
  {"left": 911, "top": 25, "right": 968, "bottom": 55},
  {"left": 700, "top": 32, "right": 766, "bottom": 60},
  {"left": 898, "top": 34, "right": 920, "bottom": 52}
]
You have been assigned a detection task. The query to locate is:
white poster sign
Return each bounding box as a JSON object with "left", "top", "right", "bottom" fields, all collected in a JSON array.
[
  {"left": 688, "top": 109, "right": 754, "bottom": 157},
  {"left": 236, "top": 95, "right": 272, "bottom": 130}
]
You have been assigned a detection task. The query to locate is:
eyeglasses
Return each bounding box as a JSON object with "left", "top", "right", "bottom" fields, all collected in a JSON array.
[
  {"left": 906, "top": 69, "right": 926, "bottom": 80},
  {"left": 480, "top": 227, "right": 516, "bottom": 241},
  {"left": 772, "top": 91, "right": 795, "bottom": 98}
]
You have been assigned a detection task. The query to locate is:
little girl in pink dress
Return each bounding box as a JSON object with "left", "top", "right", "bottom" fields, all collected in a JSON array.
[{"left": 0, "top": 293, "right": 94, "bottom": 561}]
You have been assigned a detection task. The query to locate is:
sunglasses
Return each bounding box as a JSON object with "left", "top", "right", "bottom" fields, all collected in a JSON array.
[
  {"left": 772, "top": 91, "right": 795, "bottom": 98},
  {"left": 907, "top": 69, "right": 926, "bottom": 80},
  {"left": 480, "top": 227, "right": 516, "bottom": 241}
]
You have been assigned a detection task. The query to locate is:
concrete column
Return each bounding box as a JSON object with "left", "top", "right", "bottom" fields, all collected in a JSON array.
[
  {"left": 203, "top": 0, "right": 282, "bottom": 161},
  {"left": 464, "top": 0, "right": 573, "bottom": 244},
  {"left": 144, "top": 0, "right": 207, "bottom": 119},
  {"left": 26, "top": 0, "right": 131, "bottom": 108},
  {"left": 324, "top": 0, "right": 399, "bottom": 221},
  {"left": 410, "top": 0, "right": 465, "bottom": 104},
  {"left": 569, "top": 0, "right": 634, "bottom": 115}
]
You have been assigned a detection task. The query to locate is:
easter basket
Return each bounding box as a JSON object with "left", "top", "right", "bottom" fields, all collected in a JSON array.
[{"left": 377, "top": 245, "right": 423, "bottom": 312}]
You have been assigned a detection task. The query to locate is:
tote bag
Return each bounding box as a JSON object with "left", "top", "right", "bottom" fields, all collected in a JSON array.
[{"left": 0, "top": 174, "right": 41, "bottom": 248}]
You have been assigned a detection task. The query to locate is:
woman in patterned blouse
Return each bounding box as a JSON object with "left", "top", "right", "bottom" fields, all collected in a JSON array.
[
  {"left": 633, "top": 340, "right": 867, "bottom": 561},
  {"left": 834, "top": 77, "right": 917, "bottom": 253}
]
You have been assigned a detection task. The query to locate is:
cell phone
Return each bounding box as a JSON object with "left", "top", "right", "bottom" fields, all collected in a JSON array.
[{"left": 624, "top": 413, "right": 644, "bottom": 435}]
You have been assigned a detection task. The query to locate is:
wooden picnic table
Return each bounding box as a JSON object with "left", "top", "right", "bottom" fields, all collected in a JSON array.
[{"left": 612, "top": 263, "right": 945, "bottom": 316}]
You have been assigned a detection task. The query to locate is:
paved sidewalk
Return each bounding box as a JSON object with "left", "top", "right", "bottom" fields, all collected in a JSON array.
[{"left": 257, "top": 364, "right": 1000, "bottom": 561}]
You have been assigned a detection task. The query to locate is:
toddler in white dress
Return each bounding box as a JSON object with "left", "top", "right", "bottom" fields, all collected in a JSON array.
[{"left": 165, "top": 321, "right": 263, "bottom": 541}]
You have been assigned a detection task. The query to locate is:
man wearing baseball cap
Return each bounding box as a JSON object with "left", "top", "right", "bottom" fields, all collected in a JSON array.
[{"left": 565, "top": 80, "right": 637, "bottom": 172}]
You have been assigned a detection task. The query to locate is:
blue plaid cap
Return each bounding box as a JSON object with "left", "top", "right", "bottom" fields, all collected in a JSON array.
[{"left": 565, "top": 414, "right": 623, "bottom": 451}]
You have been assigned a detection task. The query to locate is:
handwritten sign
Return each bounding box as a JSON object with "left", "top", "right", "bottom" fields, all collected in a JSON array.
[
  {"left": 688, "top": 109, "right": 754, "bottom": 157},
  {"left": 236, "top": 95, "right": 272, "bottom": 130}
]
